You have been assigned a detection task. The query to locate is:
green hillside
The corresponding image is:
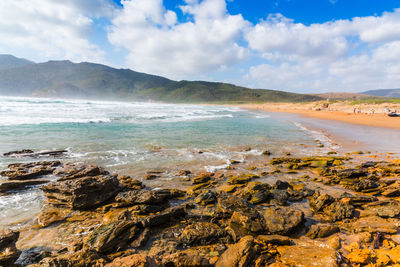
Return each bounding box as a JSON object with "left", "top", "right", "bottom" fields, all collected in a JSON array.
[
  {"left": 0, "top": 59, "right": 322, "bottom": 103},
  {"left": 0, "top": 54, "right": 34, "bottom": 70}
]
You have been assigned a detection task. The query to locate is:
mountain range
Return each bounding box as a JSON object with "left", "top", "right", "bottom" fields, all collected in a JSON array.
[
  {"left": 361, "top": 89, "right": 400, "bottom": 98},
  {"left": 0, "top": 55, "right": 321, "bottom": 103}
]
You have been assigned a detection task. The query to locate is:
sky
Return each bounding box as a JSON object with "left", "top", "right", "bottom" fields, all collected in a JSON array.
[{"left": 1, "top": 0, "right": 400, "bottom": 93}]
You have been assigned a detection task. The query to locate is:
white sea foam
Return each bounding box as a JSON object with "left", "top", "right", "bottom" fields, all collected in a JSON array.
[
  {"left": 0, "top": 96, "right": 241, "bottom": 126},
  {"left": 293, "top": 122, "right": 340, "bottom": 150}
]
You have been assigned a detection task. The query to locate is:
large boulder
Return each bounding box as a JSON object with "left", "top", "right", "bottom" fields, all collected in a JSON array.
[
  {"left": 115, "top": 189, "right": 184, "bottom": 206},
  {"left": 41, "top": 175, "right": 121, "bottom": 209},
  {"left": 179, "top": 222, "right": 227, "bottom": 246},
  {"left": 277, "top": 244, "right": 338, "bottom": 267},
  {"left": 263, "top": 206, "right": 304, "bottom": 235},
  {"left": 84, "top": 221, "right": 137, "bottom": 254},
  {"left": 0, "top": 229, "right": 21, "bottom": 266},
  {"left": 216, "top": 236, "right": 255, "bottom": 267}
]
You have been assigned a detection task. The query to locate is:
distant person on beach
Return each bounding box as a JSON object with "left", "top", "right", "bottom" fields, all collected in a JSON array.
[{"left": 353, "top": 107, "right": 356, "bottom": 114}]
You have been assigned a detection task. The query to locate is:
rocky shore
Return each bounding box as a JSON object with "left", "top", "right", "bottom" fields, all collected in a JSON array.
[{"left": 1, "top": 149, "right": 400, "bottom": 266}]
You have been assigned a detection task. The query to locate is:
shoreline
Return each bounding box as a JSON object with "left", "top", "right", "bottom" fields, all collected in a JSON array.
[{"left": 237, "top": 103, "right": 400, "bottom": 130}]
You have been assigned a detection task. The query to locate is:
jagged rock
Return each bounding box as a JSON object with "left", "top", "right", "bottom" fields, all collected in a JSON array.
[
  {"left": 216, "top": 236, "right": 255, "bottom": 267},
  {"left": 362, "top": 200, "right": 400, "bottom": 218},
  {"left": 3, "top": 149, "right": 34, "bottom": 156},
  {"left": 33, "top": 249, "right": 107, "bottom": 267},
  {"left": 162, "top": 251, "right": 211, "bottom": 267},
  {"left": 179, "top": 222, "right": 226, "bottom": 246},
  {"left": 353, "top": 179, "right": 379, "bottom": 192},
  {"left": 84, "top": 220, "right": 137, "bottom": 254},
  {"left": 56, "top": 164, "right": 109, "bottom": 181},
  {"left": 115, "top": 189, "right": 184, "bottom": 206},
  {"left": 131, "top": 228, "right": 151, "bottom": 248},
  {"left": 347, "top": 216, "right": 400, "bottom": 234},
  {"left": 337, "top": 168, "right": 368, "bottom": 179},
  {"left": 41, "top": 175, "right": 121, "bottom": 209},
  {"left": 306, "top": 224, "right": 340, "bottom": 239},
  {"left": 0, "top": 179, "right": 50, "bottom": 193},
  {"left": 323, "top": 202, "right": 354, "bottom": 221},
  {"left": 117, "top": 176, "right": 143, "bottom": 190},
  {"left": 271, "top": 189, "right": 290, "bottom": 206},
  {"left": 37, "top": 208, "right": 70, "bottom": 227},
  {"left": 140, "top": 206, "right": 186, "bottom": 228},
  {"left": 255, "top": 235, "right": 291, "bottom": 245},
  {"left": 1, "top": 161, "right": 60, "bottom": 180},
  {"left": 106, "top": 254, "right": 157, "bottom": 267},
  {"left": 339, "top": 195, "right": 378, "bottom": 206},
  {"left": 277, "top": 244, "right": 338, "bottom": 267},
  {"left": 217, "top": 194, "right": 253, "bottom": 216},
  {"left": 194, "top": 190, "right": 217, "bottom": 206},
  {"left": 273, "top": 180, "right": 291, "bottom": 190},
  {"left": 0, "top": 229, "right": 21, "bottom": 266},
  {"left": 230, "top": 210, "right": 265, "bottom": 233},
  {"left": 263, "top": 206, "right": 304, "bottom": 235},
  {"left": 241, "top": 182, "right": 271, "bottom": 205},
  {"left": 309, "top": 192, "right": 334, "bottom": 213},
  {"left": 3, "top": 149, "right": 67, "bottom": 158}
]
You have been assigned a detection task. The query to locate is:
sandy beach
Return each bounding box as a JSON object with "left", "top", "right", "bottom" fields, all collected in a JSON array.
[{"left": 238, "top": 102, "right": 400, "bottom": 130}]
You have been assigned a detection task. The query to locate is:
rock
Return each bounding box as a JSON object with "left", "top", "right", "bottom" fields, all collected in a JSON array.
[
  {"left": 139, "top": 206, "right": 186, "bottom": 228},
  {"left": 227, "top": 175, "right": 251, "bottom": 185},
  {"left": 3, "top": 149, "right": 67, "bottom": 158},
  {"left": 162, "top": 251, "right": 211, "bottom": 267},
  {"left": 0, "top": 179, "right": 50, "bottom": 193},
  {"left": 339, "top": 195, "right": 378, "bottom": 206},
  {"left": 277, "top": 245, "right": 338, "bottom": 267},
  {"left": 1, "top": 161, "right": 60, "bottom": 180},
  {"left": 323, "top": 202, "right": 354, "bottom": 221},
  {"left": 337, "top": 168, "right": 368, "bottom": 179},
  {"left": 179, "top": 222, "right": 226, "bottom": 246},
  {"left": 115, "top": 189, "right": 184, "bottom": 206},
  {"left": 273, "top": 180, "right": 291, "bottom": 190},
  {"left": 241, "top": 182, "right": 271, "bottom": 204},
  {"left": 41, "top": 175, "right": 121, "bottom": 209},
  {"left": 230, "top": 210, "right": 265, "bottom": 233},
  {"left": 262, "top": 150, "right": 271, "bottom": 156},
  {"left": 105, "top": 254, "right": 157, "bottom": 267},
  {"left": 34, "top": 249, "right": 107, "bottom": 267},
  {"left": 306, "top": 224, "right": 340, "bottom": 239},
  {"left": 217, "top": 194, "right": 253, "bottom": 216},
  {"left": 131, "top": 228, "right": 151, "bottom": 248},
  {"left": 263, "top": 206, "right": 304, "bottom": 235},
  {"left": 117, "top": 176, "right": 143, "bottom": 190},
  {"left": 352, "top": 179, "right": 379, "bottom": 192},
  {"left": 361, "top": 200, "right": 400, "bottom": 218},
  {"left": 215, "top": 236, "right": 255, "bottom": 267},
  {"left": 3, "top": 149, "right": 34, "bottom": 156},
  {"left": 381, "top": 188, "right": 400, "bottom": 197},
  {"left": 56, "top": 164, "right": 109, "bottom": 181},
  {"left": 255, "top": 235, "right": 291, "bottom": 245},
  {"left": 37, "top": 208, "right": 70, "bottom": 227},
  {"left": 194, "top": 190, "right": 217, "bottom": 206},
  {"left": 348, "top": 216, "right": 400, "bottom": 234},
  {"left": 271, "top": 189, "right": 289, "bottom": 206},
  {"left": 309, "top": 192, "right": 334, "bottom": 213},
  {"left": 0, "top": 229, "right": 21, "bottom": 266},
  {"left": 192, "top": 175, "right": 210, "bottom": 184},
  {"left": 84, "top": 220, "right": 137, "bottom": 254},
  {"left": 345, "top": 248, "right": 372, "bottom": 265},
  {"left": 328, "top": 236, "right": 341, "bottom": 250},
  {"left": 177, "top": 170, "right": 191, "bottom": 176}
]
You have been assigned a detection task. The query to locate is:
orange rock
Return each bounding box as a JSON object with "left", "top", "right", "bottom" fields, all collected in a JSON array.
[
  {"left": 345, "top": 248, "right": 372, "bottom": 265},
  {"left": 105, "top": 254, "right": 157, "bottom": 267}
]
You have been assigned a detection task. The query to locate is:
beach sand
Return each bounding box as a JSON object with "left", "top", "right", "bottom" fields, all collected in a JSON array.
[{"left": 238, "top": 102, "right": 400, "bottom": 130}]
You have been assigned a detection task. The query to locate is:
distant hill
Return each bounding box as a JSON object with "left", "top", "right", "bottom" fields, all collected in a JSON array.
[
  {"left": 0, "top": 54, "right": 34, "bottom": 70},
  {"left": 315, "top": 92, "right": 373, "bottom": 100},
  {"left": 362, "top": 89, "right": 400, "bottom": 98},
  {"left": 0, "top": 57, "right": 322, "bottom": 103}
]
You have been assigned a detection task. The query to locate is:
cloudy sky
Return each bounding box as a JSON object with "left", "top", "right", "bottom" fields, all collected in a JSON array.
[{"left": 0, "top": 0, "right": 399, "bottom": 93}]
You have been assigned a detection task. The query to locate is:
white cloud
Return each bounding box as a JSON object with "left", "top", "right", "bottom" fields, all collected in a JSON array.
[
  {"left": 244, "top": 9, "right": 400, "bottom": 92},
  {"left": 108, "top": 0, "right": 249, "bottom": 79},
  {"left": 0, "top": 0, "right": 114, "bottom": 62}
]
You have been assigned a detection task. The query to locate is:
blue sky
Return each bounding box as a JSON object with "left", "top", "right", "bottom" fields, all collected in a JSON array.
[{"left": 1, "top": 0, "right": 400, "bottom": 93}]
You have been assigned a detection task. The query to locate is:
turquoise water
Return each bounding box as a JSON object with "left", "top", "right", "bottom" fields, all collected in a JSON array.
[{"left": 0, "top": 96, "right": 333, "bottom": 226}]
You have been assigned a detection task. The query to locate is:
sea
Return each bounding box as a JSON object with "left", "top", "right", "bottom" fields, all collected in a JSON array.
[{"left": 0, "top": 96, "right": 342, "bottom": 226}]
